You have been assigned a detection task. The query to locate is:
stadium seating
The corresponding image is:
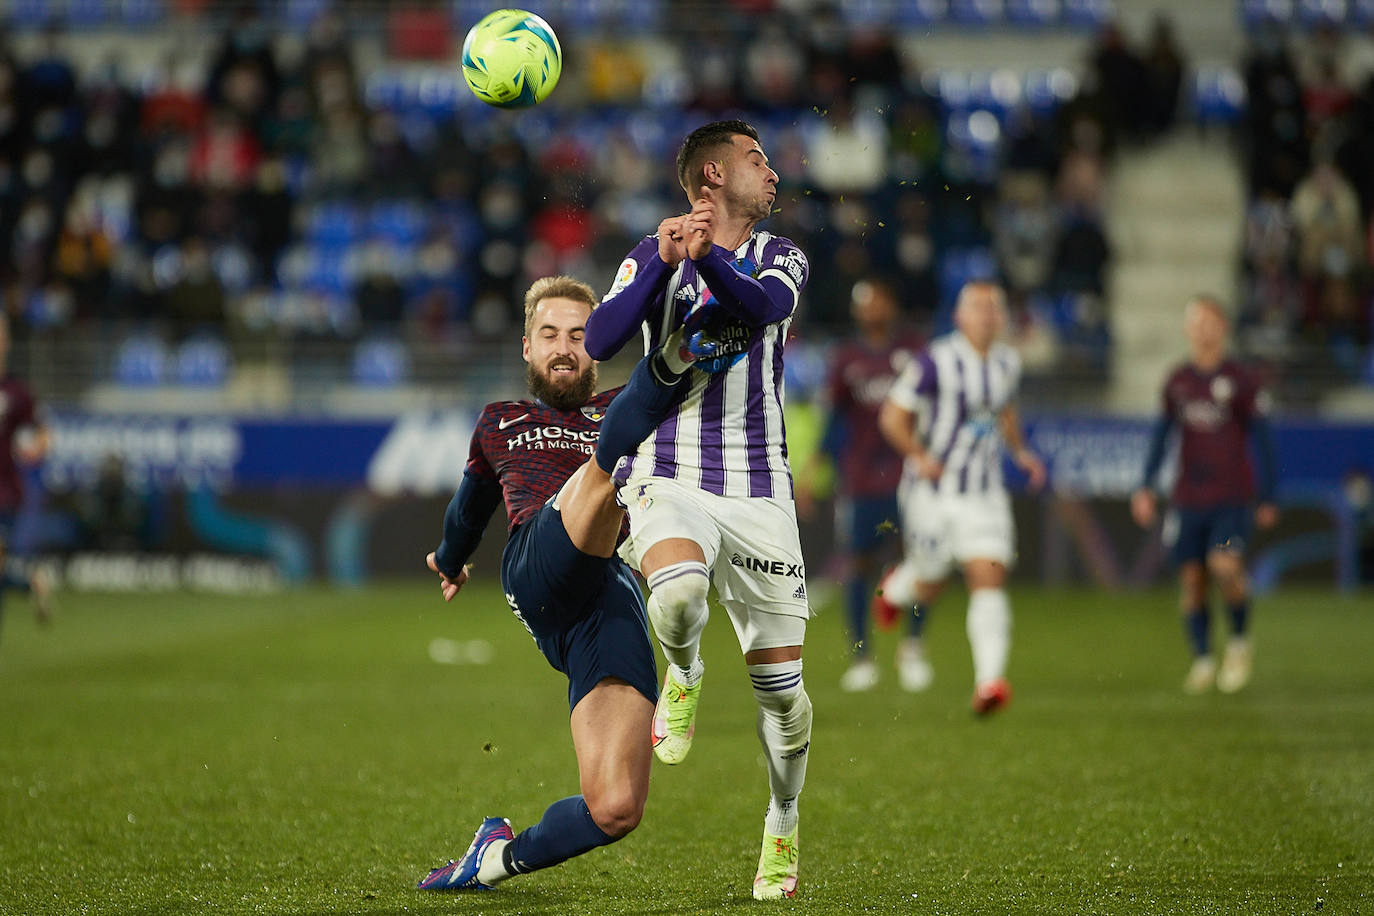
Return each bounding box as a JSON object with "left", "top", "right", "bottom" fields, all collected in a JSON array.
[
  {"left": 352, "top": 336, "right": 411, "bottom": 387},
  {"left": 175, "top": 335, "right": 232, "bottom": 389},
  {"left": 1241, "top": 0, "right": 1374, "bottom": 29},
  {"left": 1191, "top": 67, "right": 1248, "bottom": 127},
  {"left": 113, "top": 333, "right": 170, "bottom": 387}
]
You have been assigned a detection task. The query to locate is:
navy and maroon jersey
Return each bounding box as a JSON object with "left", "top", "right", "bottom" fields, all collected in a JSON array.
[
  {"left": 0, "top": 376, "right": 38, "bottom": 510},
  {"left": 466, "top": 389, "right": 620, "bottom": 531},
  {"left": 1158, "top": 360, "right": 1270, "bottom": 508},
  {"left": 823, "top": 333, "right": 922, "bottom": 499}
]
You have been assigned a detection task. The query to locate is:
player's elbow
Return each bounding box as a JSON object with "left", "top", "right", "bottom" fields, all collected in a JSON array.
[{"left": 583, "top": 335, "right": 616, "bottom": 362}]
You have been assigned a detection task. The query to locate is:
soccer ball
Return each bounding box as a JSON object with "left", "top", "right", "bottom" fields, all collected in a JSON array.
[{"left": 461, "top": 9, "right": 562, "bottom": 108}]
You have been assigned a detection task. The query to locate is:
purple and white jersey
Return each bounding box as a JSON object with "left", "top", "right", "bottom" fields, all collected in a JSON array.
[
  {"left": 608, "top": 230, "right": 808, "bottom": 499},
  {"left": 886, "top": 331, "right": 1022, "bottom": 495}
]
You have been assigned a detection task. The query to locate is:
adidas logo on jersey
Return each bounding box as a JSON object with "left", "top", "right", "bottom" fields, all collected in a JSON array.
[{"left": 792, "top": 583, "right": 806, "bottom": 600}]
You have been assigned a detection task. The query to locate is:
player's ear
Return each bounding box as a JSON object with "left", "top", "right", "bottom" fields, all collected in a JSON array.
[
  {"left": 522, "top": 337, "right": 532, "bottom": 362},
  {"left": 702, "top": 159, "right": 724, "bottom": 187}
]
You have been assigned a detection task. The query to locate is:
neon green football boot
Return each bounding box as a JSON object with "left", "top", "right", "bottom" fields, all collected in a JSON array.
[
  {"left": 651, "top": 663, "right": 703, "bottom": 765},
  {"left": 752, "top": 825, "right": 799, "bottom": 900}
]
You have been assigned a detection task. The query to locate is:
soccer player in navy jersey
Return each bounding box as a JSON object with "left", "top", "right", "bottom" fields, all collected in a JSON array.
[
  {"left": 1131, "top": 296, "right": 1278, "bottom": 694},
  {"left": 584, "top": 119, "right": 811, "bottom": 899},
  {"left": 417, "top": 274, "right": 700, "bottom": 892},
  {"left": 0, "top": 315, "right": 52, "bottom": 641},
  {"left": 876, "top": 282, "right": 1046, "bottom": 716},
  {"left": 796, "top": 278, "right": 924, "bottom": 693}
]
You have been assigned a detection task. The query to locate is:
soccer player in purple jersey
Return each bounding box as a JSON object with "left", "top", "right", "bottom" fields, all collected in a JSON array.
[
  {"left": 877, "top": 282, "right": 1046, "bottom": 716},
  {"left": 1131, "top": 296, "right": 1278, "bottom": 694},
  {"left": 584, "top": 120, "right": 811, "bottom": 899},
  {"left": 797, "top": 278, "right": 925, "bottom": 693},
  {"left": 417, "top": 275, "right": 700, "bottom": 892},
  {"left": 0, "top": 315, "right": 52, "bottom": 641}
]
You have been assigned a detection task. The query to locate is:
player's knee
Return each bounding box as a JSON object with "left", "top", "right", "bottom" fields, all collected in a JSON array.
[
  {"left": 1206, "top": 551, "right": 1243, "bottom": 586},
  {"left": 646, "top": 561, "right": 710, "bottom": 634},
  {"left": 748, "top": 660, "right": 810, "bottom": 728},
  {"left": 584, "top": 785, "right": 644, "bottom": 839}
]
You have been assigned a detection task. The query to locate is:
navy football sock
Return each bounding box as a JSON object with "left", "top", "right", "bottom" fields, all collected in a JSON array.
[
  {"left": 1226, "top": 600, "right": 1249, "bottom": 637},
  {"left": 1183, "top": 607, "right": 1210, "bottom": 657},
  {"left": 909, "top": 601, "right": 930, "bottom": 638},
  {"left": 593, "top": 352, "right": 688, "bottom": 473},
  {"left": 846, "top": 575, "right": 869, "bottom": 655},
  {"left": 505, "top": 795, "right": 615, "bottom": 874}
]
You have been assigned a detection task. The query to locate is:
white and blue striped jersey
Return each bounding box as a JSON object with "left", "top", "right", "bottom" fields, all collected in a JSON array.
[
  {"left": 886, "top": 331, "right": 1023, "bottom": 494},
  {"left": 612, "top": 230, "right": 808, "bottom": 499}
]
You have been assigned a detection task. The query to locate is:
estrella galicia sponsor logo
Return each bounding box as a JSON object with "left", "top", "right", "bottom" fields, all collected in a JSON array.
[
  {"left": 780, "top": 741, "right": 809, "bottom": 761},
  {"left": 730, "top": 552, "right": 804, "bottom": 578}
]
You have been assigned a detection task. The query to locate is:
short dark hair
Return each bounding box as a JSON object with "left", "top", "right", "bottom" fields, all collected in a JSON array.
[{"left": 675, "top": 119, "right": 760, "bottom": 197}]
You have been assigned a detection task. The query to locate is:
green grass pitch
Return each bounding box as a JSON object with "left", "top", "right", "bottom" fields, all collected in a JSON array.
[{"left": 2, "top": 580, "right": 1370, "bottom": 914}]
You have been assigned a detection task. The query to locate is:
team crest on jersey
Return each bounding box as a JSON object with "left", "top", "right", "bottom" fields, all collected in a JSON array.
[
  {"left": 606, "top": 258, "right": 637, "bottom": 298},
  {"left": 581, "top": 405, "right": 606, "bottom": 422},
  {"left": 1210, "top": 375, "right": 1234, "bottom": 403}
]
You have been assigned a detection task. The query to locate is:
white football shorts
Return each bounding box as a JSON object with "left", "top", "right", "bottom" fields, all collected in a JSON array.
[
  {"left": 618, "top": 475, "right": 812, "bottom": 652},
  {"left": 897, "top": 478, "right": 1016, "bottom": 582}
]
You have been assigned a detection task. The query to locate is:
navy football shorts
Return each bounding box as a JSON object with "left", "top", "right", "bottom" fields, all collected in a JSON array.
[
  {"left": 1169, "top": 504, "right": 1252, "bottom": 566},
  {"left": 500, "top": 503, "right": 658, "bottom": 712}
]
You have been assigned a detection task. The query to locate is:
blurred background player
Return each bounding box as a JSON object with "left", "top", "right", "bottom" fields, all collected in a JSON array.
[
  {"left": 0, "top": 314, "right": 52, "bottom": 640},
  {"left": 796, "top": 278, "right": 923, "bottom": 692},
  {"left": 585, "top": 119, "right": 812, "bottom": 900},
  {"left": 418, "top": 275, "right": 696, "bottom": 891},
  {"left": 1131, "top": 296, "right": 1278, "bottom": 695},
  {"left": 876, "top": 282, "right": 1046, "bottom": 715}
]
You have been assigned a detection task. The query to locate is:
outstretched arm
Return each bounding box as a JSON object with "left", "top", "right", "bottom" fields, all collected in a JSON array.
[{"left": 431, "top": 470, "right": 502, "bottom": 582}]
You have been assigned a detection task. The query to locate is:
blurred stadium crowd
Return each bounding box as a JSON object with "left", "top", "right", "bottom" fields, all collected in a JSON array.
[{"left": 0, "top": 0, "right": 1369, "bottom": 399}]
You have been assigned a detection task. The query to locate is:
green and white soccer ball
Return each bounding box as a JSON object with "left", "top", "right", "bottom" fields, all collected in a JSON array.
[{"left": 461, "top": 9, "right": 562, "bottom": 108}]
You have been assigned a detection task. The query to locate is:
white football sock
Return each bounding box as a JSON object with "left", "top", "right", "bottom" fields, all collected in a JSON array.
[
  {"left": 475, "top": 838, "right": 512, "bottom": 885},
  {"left": 765, "top": 796, "right": 799, "bottom": 836},
  {"left": 749, "top": 660, "right": 811, "bottom": 803},
  {"left": 966, "top": 587, "right": 1012, "bottom": 684},
  {"left": 669, "top": 655, "right": 704, "bottom": 688}
]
